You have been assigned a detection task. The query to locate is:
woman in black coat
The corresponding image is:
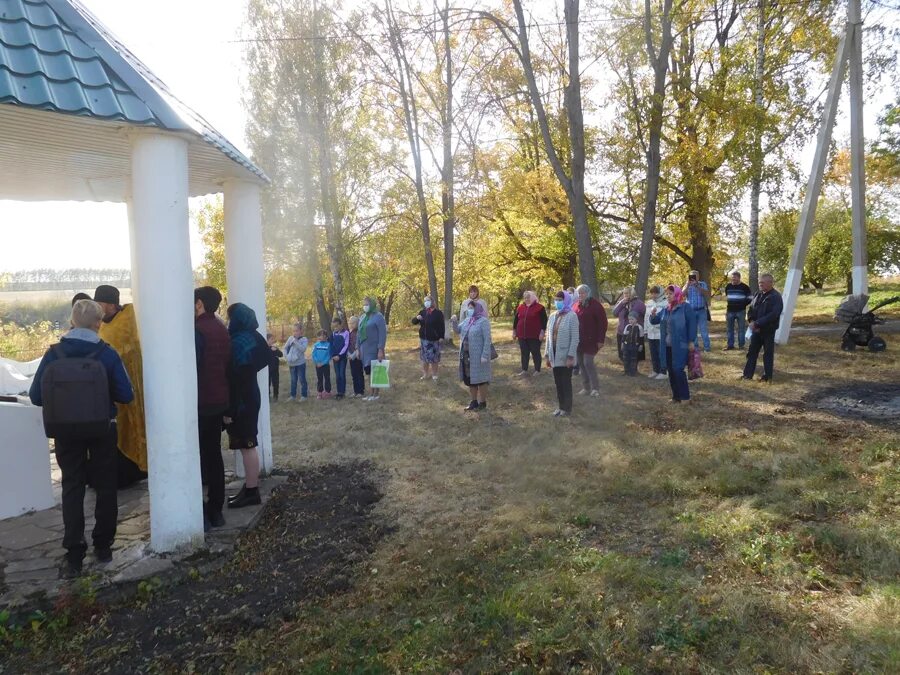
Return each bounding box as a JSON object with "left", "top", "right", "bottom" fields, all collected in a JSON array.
[{"left": 412, "top": 294, "right": 445, "bottom": 381}]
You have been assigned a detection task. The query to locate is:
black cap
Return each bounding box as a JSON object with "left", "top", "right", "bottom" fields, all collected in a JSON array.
[{"left": 94, "top": 285, "right": 120, "bottom": 305}]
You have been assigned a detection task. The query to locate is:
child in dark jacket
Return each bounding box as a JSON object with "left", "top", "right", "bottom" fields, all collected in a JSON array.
[
  {"left": 266, "top": 333, "right": 283, "bottom": 401},
  {"left": 330, "top": 317, "right": 350, "bottom": 399},
  {"left": 311, "top": 330, "right": 332, "bottom": 399},
  {"left": 622, "top": 312, "right": 644, "bottom": 376},
  {"left": 347, "top": 315, "right": 365, "bottom": 397}
]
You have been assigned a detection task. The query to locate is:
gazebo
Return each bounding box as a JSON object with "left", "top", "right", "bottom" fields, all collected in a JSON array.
[{"left": 0, "top": 0, "right": 272, "bottom": 551}]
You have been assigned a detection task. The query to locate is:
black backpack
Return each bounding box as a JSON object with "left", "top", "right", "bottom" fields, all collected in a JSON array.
[{"left": 40, "top": 343, "right": 111, "bottom": 439}]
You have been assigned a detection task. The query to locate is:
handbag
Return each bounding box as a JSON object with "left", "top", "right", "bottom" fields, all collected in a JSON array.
[
  {"left": 490, "top": 343, "right": 499, "bottom": 360},
  {"left": 688, "top": 349, "right": 704, "bottom": 380}
]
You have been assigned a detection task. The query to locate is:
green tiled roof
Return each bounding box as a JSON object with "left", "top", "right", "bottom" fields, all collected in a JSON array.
[{"left": 0, "top": 0, "right": 268, "bottom": 182}]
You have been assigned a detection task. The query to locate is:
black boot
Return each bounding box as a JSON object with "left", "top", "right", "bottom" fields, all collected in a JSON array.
[
  {"left": 227, "top": 484, "right": 247, "bottom": 505},
  {"left": 464, "top": 400, "right": 479, "bottom": 412},
  {"left": 228, "top": 486, "right": 261, "bottom": 509}
]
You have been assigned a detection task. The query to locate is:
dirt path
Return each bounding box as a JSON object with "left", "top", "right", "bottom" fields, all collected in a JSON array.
[{"left": 6, "top": 462, "right": 389, "bottom": 674}]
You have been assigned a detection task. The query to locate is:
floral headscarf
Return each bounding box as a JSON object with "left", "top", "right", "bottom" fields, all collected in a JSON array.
[
  {"left": 555, "top": 290, "right": 574, "bottom": 314},
  {"left": 666, "top": 285, "right": 684, "bottom": 310},
  {"left": 466, "top": 299, "right": 488, "bottom": 327}
]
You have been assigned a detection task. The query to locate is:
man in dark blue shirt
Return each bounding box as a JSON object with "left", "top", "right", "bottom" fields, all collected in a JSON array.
[{"left": 723, "top": 271, "right": 752, "bottom": 350}]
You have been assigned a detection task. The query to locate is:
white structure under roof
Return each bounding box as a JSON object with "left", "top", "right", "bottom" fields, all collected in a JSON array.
[{"left": 0, "top": 0, "right": 273, "bottom": 551}]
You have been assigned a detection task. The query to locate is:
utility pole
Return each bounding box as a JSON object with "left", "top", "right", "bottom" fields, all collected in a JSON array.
[{"left": 777, "top": 0, "right": 866, "bottom": 344}]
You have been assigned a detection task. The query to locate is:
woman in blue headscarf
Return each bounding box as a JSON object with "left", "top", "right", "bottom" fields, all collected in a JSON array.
[
  {"left": 225, "top": 303, "right": 268, "bottom": 508},
  {"left": 545, "top": 290, "right": 580, "bottom": 417}
]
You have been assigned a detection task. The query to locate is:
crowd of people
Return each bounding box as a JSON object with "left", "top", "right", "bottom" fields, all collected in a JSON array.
[
  {"left": 27, "top": 269, "right": 783, "bottom": 578},
  {"left": 29, "top": 285, "right": 277, "bottom": 578}
]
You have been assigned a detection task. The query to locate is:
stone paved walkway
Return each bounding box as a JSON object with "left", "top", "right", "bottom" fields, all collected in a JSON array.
[{"left": 0, "top": 452, "right": 284, "bottom": 609}]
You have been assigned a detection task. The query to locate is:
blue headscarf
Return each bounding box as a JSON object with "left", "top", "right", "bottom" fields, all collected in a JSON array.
[{"left": 228, "top": 303, "right": 260, "bottom": 367}]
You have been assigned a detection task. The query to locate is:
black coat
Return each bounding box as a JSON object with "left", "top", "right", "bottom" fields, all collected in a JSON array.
[
  {"left": 412, "top": 307, "right": 445, "bottom": 341},
  {"left": 748, "top": 289, "right": 784, "bottom": 331}
]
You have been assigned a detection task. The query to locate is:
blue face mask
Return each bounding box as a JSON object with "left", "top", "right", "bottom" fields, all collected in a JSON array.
[
  {"left": 466, "top": 308, "right": 475, "bottom": 318},
  {"left": 555, "top": 300, "right": 565, "bottom": 310}
]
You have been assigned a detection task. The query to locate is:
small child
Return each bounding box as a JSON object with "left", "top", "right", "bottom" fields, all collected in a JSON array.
[
  {"left": 311, "top": 329, "right": 333, "bottom": 399},
  {"left": 622, "top": 311, "right": 643, "bottom": 376},
  {"left": 330, "top": 317, "right": 350, "bottom": 400},
  {"left": 347, "top": 315, "right": 365, "bottom": 397},
  {"left": 266, "top": 333, "right": 283, "bottom": 401},
  {"left": 283, "top": 323, "right": 308, "bottom": 401}
]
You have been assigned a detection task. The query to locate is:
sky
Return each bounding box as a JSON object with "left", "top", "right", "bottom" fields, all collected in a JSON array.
[{"left": 0, "top": 0, "right": 896, "bottom": 274}]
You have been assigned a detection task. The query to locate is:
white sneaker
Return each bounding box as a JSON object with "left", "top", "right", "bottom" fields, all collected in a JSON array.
[
  {"left": 514, "top": 371, "right": 528, "bottom": 378},
  {"left": 590, "top": 390, "right": 600, "bottom": 397},
  {"left": 287, "top": 396, "right": 295, "bottom": 401},
  {"left": 552, "top": 409, "right": 561, "bottom": 416},
  {"left": 655, "top": 373, "right": 667, "bottom": 380},
  {"left": 532, "top": 370, "right": 541, "bottom": 376},
  {"left": 432, "top": 376, "right": 438, "bottom": 381},
  {"left": 419, "top": 375, "right": 428, "bottom": 380},
  {"left": 646, "top": 372, "right": 657, "bottom": 379},
  {"left": 577, "top": 389, "right": 589, "bottom": 396}
]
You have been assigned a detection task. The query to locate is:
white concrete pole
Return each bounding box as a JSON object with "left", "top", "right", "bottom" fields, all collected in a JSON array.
[
  {"left": 777, "top": 28, "right": 851, "bottom": 345},
  {"left": 223, "top": 179, "right": 273, "bottom": 475},
  {"left": 130, "top": 132, "right": 204, "bottom": 552},
  {"left": 848, "top": 0, "right": 868, "bottom": 297}
]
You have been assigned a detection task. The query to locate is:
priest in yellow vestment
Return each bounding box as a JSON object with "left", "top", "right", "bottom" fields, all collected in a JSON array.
[{"left": 94, "top": 285, "right": 147, "bottom": 485}]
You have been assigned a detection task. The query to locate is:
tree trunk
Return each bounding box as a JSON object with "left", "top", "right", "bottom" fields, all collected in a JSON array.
[
  {"left": 635, "top": 0, "right": 674, "bottom": 298},
  {"left": 441, "top": 2, "right": 456, "bottom": 340},
  {"left": 312, "top": 0, "right": 345, "bottom": 313},
  {"left": 748, "top": 0, "right": 766, "bottom": 293},
  {"left": 563, "top": 0, "right": 598, "bottom": 293},
  {"left": 386, "top": 0, "right": 440, "bottom": 306}
]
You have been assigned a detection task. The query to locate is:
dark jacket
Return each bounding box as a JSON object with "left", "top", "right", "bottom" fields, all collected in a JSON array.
[
  {"left": 650, "top": 303, "right": 697, "bottom": 371},
  {"left": 329, "top": 330, "right": 349, "bottom": 357},
  {"left": 513, "top": 302, "right": 548, "bottom": 340},
  {"left": 29, "top": 333, "right": 134, "bottom": 418},
  {"left": 573, "top": 298, "right": 608, "bottom": 355},
  {"left": 412, "top": 307, "right": 446, "bottom": 342},
  {"left": 195, "top": 312, "right": 232, "bottom": 416},
  {"left": 748, "top": 288, "right": 783, "bottom": 331},
  {"left": 725, "top": 282, "right": 752, "bottom": 314},
  {"left": 268, "top": 345, "right": 283, "bottom": 369}
]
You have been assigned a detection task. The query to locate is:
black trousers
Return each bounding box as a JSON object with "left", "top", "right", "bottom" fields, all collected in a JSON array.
[
  {"left": 518, "top": 338, "right": 542, "bottom": 372},
  {"left": 198, "top": 413, "right": 225, "bottom": 515},
  {"left": 616, "top": 333, "right": 624, "bottom": 361},
  {"left": 744, "top": 329, "right": 776, "bottom": 380},
  {"left": 552, "top": 366, "right": 574, "bottom": 413},
  {"left": 316, "top": 365, "right": 331, "bottom": 392},
  {"left": 269, "top": 367, "right": 280, "bottom": 400},
  {"left": 350, "top": 359, "right": 365, "bottom": 395},
  {"left": 55, "top": 427, "right": 118, "bottom": 561}
]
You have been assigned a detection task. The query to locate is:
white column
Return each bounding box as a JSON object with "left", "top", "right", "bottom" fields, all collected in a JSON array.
[
  {"left": 130, "top": 132, "right": 204, "bottom": 552},
  {"left": 223, "top": 179, "right": 273, "bottom": 475},
  {"left": 777, "top": 27, "right": 850, "bottom": 345},
  {"left": 848, "top": 0, "right": 868, "bottom": 298}
]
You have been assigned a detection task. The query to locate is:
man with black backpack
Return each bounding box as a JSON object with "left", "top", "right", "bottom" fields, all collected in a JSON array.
[{"left": 29, "top": 299, "right": 134, "bottom": 578}]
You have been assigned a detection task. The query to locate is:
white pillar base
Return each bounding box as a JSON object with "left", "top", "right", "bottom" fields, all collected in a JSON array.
[
  {"left": 131, "top": 132, "right": 204, "bottom": 552},
  {"left": 776, "top": 267, "right": 803, "bottom": 345},
  {"left": 223, "top": 179, "right": 273, "bottom": 475},
  {"left": 852, "top": 265, "right": 868, "bottom": 299}
]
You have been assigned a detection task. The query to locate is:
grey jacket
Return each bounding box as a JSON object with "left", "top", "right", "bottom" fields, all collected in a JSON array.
[
  {"left": 545, "top": 311, "right": 580, "bottom": 367},
  {"left": 454, "top": 315, "right": 492, "bottom": 384},
  {"left": 358, "top": 312, "right": 387, "bottom": 367}
]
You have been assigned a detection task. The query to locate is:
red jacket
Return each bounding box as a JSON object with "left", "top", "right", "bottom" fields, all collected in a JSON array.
[
  {"left": 195, "top": 312, "right": 232, "bottom": 415},
  {"left": 573, "top": 298, "right": 608, "bottom": 355},
  {"left": 513, "top": 302, "right": 548, "bottom": 340}
]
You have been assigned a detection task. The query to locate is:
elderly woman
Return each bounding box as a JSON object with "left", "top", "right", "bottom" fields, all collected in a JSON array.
[
  {"left": 459, "top": 284, "right": 488, "bottom": 320},
  {"left": 512, "top": 290, "right": 548, "bottom": 377},
  {"left": 573, "top": 284, "right": 608, "bottom": 396},
  {"left": 225, "top": 303, "right": 270, "bottom": 508},
  {"left": 358, "top": 296, "right": 387, "bottom": 401},
  {"left": 545, "top": 290, "right": 580, "bottom": 417},
  {"left": 644, "top": 285, "right": 668, "bottom": 379},
  {"left": 412, "top": 294, "right": 445, "bottom": 381},
  {"left": 612, "top": 286, "right": 646, "bottom": 362},
  {"left": 452, "top": 299, "right": 492, "bottom": 411},
  {"left": 649, "top": 285, "right": 697, "bottom": 403}
]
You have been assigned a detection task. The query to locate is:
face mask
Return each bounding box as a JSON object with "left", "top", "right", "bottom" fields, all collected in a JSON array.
[
  {"left": 555, "top": 300, "right": 565, "bottom": 310},
  {"left": 466, "top": 308, "right": 475, "bottom": 318},
  {"left": 363, "top": 304, "right": 370, "bottom": 313},
  {"left": 424, "top": 300, "right": 432, "bottom": 308}
]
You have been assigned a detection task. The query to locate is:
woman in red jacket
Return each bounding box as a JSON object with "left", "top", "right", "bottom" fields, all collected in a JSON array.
[
  {"left": 512, "top": 290, "right": 548, "bottom": 377},
  {"left": 573, "top": 284, "right": 608, "bottom": 396}
]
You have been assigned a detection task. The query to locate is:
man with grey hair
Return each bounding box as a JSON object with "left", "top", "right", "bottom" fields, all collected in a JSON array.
[
  {"left": 30, "top": 299, "right": 134, "bottom": 578},
  {"left": 742, "top": 273, "right": 783, "bottom": 382}
]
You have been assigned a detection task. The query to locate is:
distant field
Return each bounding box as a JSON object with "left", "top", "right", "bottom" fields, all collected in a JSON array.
[{"left": 0, "top": 288, "right": 133, "bottom": 304}]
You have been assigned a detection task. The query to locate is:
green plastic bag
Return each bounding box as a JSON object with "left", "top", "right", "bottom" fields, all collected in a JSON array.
[{"left": 370, "top": 359, "right": 390, "bottom": 388}]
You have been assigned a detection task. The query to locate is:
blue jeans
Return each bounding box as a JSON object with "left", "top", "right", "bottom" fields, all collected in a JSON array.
[
  {"left": 289, "top": 364, "right": 308, "bottom": 398},
  {"left": 333, "top": 354, "right": 348, "bottom": 396},
  {"left": 666, "top": 347, "right": 691, "bottom": 401},
  {"left": 726, "top": 310, "right": 746, "bottom": 348},
  {"left": 694, "top": 307, "right": 711, "bottom": 351}
]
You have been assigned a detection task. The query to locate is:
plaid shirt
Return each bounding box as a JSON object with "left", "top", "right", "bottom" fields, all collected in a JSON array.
[{"left": 685, "top": 281, "right": 708, "bottom": 310}]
